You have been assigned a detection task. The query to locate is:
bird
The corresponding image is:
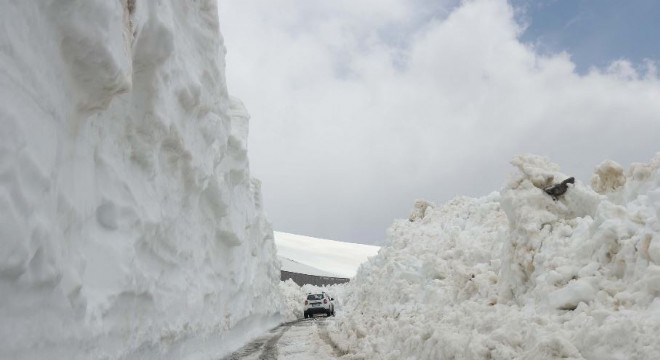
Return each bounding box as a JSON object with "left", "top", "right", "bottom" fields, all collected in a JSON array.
[{"left": 544, "top": 177, "right": 575, "bottom": 200}]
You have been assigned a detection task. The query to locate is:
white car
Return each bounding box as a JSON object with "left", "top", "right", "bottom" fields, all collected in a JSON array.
[{"left": 303, "top": 292, "right": 335, "bottom": 318}]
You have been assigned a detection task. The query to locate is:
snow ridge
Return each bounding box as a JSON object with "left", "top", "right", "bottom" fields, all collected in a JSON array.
[
  {"left": 332, "top": 154, "right": 660, "bottom": 359},
  {"left": 0, "top": 1, "right": 281, "bottom": 359}
]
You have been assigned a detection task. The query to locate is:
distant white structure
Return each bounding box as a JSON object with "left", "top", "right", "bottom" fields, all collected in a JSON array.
[
  {"left": 274, "top": 232, "right": 380, "bottom": 278},
  {"left": 279, "top": 256, "right": 350, "bottom": 286}
]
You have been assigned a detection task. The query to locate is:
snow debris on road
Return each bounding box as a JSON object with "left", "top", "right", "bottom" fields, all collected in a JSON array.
[
  {"left": 330, "top": 153, "right": 660, "bottom": 359},
  {"left": 0, "top": 1, "right": 283, "bottom": 359}
]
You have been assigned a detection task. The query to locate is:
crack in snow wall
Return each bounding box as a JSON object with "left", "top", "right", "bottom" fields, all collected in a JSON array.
[{"left": 0, "top": 1, "right": 282, "bottom": 359}]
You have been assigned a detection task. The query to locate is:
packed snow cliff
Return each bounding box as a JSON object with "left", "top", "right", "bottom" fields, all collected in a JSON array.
[
  {"left": 0, "top": 1, "right": 282, "bottom": 359},
  {"left": 330, "top": 154, "right": 660, "bottom": 360}
]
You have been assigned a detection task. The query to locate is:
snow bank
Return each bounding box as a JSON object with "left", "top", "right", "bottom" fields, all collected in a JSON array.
[
  {"left": 0, "top": 1, "right": 282, "bottom": 359},
  {"left": 331, "top": 154, "right": 660, "bottom": 359}
]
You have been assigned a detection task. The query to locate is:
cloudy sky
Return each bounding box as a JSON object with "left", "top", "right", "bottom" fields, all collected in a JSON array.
[{"left": 218, "top": 0, "right": 660, "bottom": 245}]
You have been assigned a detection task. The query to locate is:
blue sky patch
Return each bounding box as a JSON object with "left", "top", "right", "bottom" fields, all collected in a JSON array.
[{"left": 511, "top": 0, "right": 660, "bottom": 73}]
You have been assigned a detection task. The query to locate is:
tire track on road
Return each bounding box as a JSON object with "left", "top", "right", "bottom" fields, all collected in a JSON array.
[
  {"left": 317, "top": 320, "right": 348, "bottom": 358},
  {"left": 223, "top": 322, "right": 294, "bottom": 360},
  {"left": 224, "top": 318, "right": 346, "bottom": 359},
  {"left": 257, "top": 324, "right": 290, "bottom": 360}
]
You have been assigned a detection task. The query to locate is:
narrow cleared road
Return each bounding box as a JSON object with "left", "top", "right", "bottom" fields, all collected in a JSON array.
[{"left": 223, "top": 317, "right": 346, "bottom": 360}]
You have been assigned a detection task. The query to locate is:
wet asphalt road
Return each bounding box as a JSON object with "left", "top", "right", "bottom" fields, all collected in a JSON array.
[{"left": 222, "top": 316, "right": 346, "bottom": 360}]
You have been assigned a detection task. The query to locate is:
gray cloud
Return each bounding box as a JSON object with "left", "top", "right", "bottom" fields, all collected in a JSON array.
[{"left": 219, "top": 0, "right": 660, "bottom": 245}]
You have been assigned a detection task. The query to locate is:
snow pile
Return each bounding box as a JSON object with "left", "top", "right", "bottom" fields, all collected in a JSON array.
[
  {"left": 0, "top": 1, "right": 281, "bottom": 359},
  {"left": 331, "top": 154, "right": 660, "bottom": 359},
  {"left": 280, "top": 280, "right": 347, "bottom": 320}
]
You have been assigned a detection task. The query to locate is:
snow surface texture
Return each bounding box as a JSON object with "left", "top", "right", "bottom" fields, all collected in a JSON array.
[
  {"left": 330, "top": 154, "right": 660, "bottom": 359},
  {"left": 275, "top": 231, "right": 380, "bottom": 278},
  {"left": 0, "top": 1, "right": 282, "bottom": 359}
]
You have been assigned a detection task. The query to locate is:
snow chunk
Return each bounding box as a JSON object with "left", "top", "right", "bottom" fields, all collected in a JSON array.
[
  {"left": 409, "top": 200, "right": 435, "bottom": 222},
  {"left": 648, "top": 235, "right": 660, "bottom": 265},
  {"left": 510, "top": 154, "right": 561, "bottom": 190},
  {"left": 547, "top": 278, "right": 597, "bottom": 310},
  {"left": 591, "top": 160, "right": 626, "bottom": 194}
]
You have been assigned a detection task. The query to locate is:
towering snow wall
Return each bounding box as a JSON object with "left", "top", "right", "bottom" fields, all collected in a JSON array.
[
  {"left": 331, "top": 154, "right": 660, "bottom": 359},
  {"left": 0, "top": 1, "right": 282, "bottom": 358}
]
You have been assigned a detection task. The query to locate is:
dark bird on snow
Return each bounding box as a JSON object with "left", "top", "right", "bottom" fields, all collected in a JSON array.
[{"left": 544, "top": 177, "right": 575, "bottom": 200}]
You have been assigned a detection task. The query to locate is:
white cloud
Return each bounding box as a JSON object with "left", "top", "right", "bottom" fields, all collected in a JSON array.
[{"left": 218, "top": 0, "right": 660, "bottom": 244}]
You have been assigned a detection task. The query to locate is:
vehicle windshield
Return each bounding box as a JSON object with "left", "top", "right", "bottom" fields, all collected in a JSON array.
[{"left": 307, "top": 294, "right": 323, "bottom": 300}]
